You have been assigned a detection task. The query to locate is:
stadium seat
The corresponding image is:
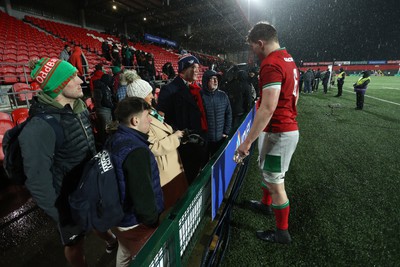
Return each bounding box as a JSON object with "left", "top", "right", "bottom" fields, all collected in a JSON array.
[
  {"left": 11, "top": 108, "right": 29, "bottom": 125},
  {"left": 0, "top": 119, "right": 14, "bottom": 134},
  {"left": 12, "top": 83, "right": 33, "bottom": 103},
  {"left": 0, "top": 112, "right": 13, "bottom": 122}
]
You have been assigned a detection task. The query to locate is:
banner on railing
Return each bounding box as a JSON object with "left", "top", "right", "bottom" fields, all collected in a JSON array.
[{"left": 211, "top": 107, "right": 256, "bottom": 220}]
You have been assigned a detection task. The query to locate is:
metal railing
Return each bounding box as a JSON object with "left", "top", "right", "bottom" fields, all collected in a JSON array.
[{"left": 130, "top": 114, "right": 251, "bottom": 267}]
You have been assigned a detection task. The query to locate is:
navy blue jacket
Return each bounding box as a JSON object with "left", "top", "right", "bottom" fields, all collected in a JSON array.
[
  {"left": 107, "top": 125, "right": 164, "bottom": 227},
  {"left": 201, "top": 70, "right": 232, "bottom": 142}
]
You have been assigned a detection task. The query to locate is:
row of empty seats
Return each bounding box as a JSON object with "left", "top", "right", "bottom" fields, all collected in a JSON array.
[{"left": 0, "top": 108, "right": 29, "bottom": 162}]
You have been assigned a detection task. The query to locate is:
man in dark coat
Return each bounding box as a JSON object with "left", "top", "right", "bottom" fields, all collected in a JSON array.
[
  {"left": 157, "top": 54, "right": 208, "bottom": 184},
  {"left": 222, "top": 66, "right": 253, "bottom": 129}
]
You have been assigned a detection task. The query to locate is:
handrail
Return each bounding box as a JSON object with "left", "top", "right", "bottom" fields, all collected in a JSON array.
[{"left": 130, "top": 110, "right": 254, "bottom": 267}]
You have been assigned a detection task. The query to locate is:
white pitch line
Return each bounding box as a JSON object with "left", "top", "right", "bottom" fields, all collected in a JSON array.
[
  {"left": 344, "top": 89, "right": 400, "bottom": 106},
  {"left": 382, "top": 87, "right": 400, "bottom": 90}
]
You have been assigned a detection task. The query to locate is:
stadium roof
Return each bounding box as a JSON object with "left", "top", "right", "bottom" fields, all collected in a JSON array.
[
  {"left": 86, "top": 0, "right": 251, "bottom": 53},
  {"left": 11, "top": 0, "right": 252, "bottom": 54}
]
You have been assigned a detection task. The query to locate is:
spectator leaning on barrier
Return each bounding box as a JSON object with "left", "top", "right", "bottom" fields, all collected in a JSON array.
[
  {"left": 108, "top": 97, "right": 164, "bottom": 266},
  {"left": 126, "top": 74, "right": 188, "bottom": 210},
  {"left": 20, "top": 58, "right": 116, "bottom": 267},
  {"left": 236, "top": 21, "right": 300, "bottom": 244},
  {"left": 201, "top": 69, "right": 232, "bottom": 156},
  {"left": 157, "top": 54, "right": 208, "bottom": 184}
]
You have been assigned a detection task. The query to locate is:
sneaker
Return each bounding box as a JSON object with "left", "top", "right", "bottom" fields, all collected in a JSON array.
[
  {"left": 256, "top": 229, "right": 292, "bottom": 244},
  {"left": 105, "top": 239, "right": 118, "bottom": 254},
  {"left": 248, "top": 200, "right": 273, "bottom": 215}
]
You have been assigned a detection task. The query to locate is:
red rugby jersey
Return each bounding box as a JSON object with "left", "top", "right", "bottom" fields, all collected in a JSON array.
[{"left": 258, "top": 48, "right": 299, "bottom": 133}]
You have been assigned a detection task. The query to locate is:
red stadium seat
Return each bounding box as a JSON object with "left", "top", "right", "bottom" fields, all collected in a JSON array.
[
  {"left": 0, "top": 112, "right": 13, "bottom": 122},
  {"left": 13, "top": 83, "right": 33, "bottom": 102},
  {"left": 11, "top": 108, "right": 29, "bottom": 125},
  {"left": 0, "top": 119, "right": 14, "bottom": 134}
]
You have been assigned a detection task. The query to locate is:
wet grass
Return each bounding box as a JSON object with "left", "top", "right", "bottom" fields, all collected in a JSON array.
[{"left": 223, "top": 76, "right": 400, "bottom": 266}]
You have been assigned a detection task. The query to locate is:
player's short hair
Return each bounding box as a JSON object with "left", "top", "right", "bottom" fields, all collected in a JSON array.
[{"left": 247, "top": 21, "right": 279, "bottom": 44}]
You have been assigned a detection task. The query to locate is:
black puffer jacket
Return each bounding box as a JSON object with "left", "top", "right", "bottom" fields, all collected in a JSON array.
[{"left": 19, "top": 93, "right": 96, "bottom": 222}]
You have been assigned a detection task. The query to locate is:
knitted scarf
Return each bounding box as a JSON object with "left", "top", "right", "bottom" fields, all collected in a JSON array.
[{"left": 189, "top": 83, "right": 208, "bottom": 132}]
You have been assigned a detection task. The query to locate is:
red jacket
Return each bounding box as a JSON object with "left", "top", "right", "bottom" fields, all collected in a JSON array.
[
  {"left": 69, "top": 46, "right": 84, "bottom": 76},
  {"left": 90, "top": 70, "right": 104, "bottom": 92}
]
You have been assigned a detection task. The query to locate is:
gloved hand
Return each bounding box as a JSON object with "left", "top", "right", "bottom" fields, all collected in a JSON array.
[{"left": 186, "top": 134, "right": 205, "bottom": 146}]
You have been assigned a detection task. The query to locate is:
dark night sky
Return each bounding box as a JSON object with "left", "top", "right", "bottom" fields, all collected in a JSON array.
[{"left": 246, "top": 0, "right": 400, "bottom": 62}]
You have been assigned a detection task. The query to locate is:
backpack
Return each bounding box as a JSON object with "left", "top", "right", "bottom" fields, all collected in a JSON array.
[
  {"left": 2, "top": 113, "right": 64, "bottom": 185},
  {"left": 68, "top": 144, "right": 126, "bottom": 233}
]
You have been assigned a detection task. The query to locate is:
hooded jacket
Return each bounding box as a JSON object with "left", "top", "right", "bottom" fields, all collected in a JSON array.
[
  {"left": 201, "top": 70, "right": 232, "bottom": 142},
  {"left": 69, "top": 46, "right": 88, "bottom": 77},
  {"left": 93, "top": 74, "right": 115, "bottom": 109},
  {"left": 19, "top": 92, "right": 96, "bottom": 222},
  {"left": 90, "top": 70, "right": 104, "bottom": 92}
]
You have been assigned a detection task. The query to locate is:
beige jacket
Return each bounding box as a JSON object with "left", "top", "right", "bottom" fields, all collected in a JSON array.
[{"left": 148, "top": 117, "right": 184, "bottom": 186}]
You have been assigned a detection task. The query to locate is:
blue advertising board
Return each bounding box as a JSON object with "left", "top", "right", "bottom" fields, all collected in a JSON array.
[
  {"left": 144, "top": 33, "right": 177, "bottom": 47},
  {"left": 211, "top": 107, "right": 256, "bottom": 220}
]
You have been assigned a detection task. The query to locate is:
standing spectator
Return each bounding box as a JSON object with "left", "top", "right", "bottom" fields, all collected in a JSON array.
[
  {"left": 303, "top": 69, "right": 314, "bottom": 94},
  {"left": 93, "top": 74, "right": 115, "bottom": 145},
  {"left": 136, "top": 51, "right": 147, "bottom": 77},
  {"left": 108, "top": 97, "right": 164, "bottom": 266},
  {"left": 353, "top": 71, "right": 371, "bottom": 110},
  {"left": 335, "top": 68, "right": 346, "bottom": 97},
  {"left": 20, "top": 58, "right": 116, "bottom": 267},
  {"left": 322, "top": 68, "right": 331, "bottom": 94},
  {"left": 144, "top": 53, "right": 156, "bottom": 81},
  {"left": 59, "top": 44, "right": 71, "bottom": 61},
  {"left": 89, "top": 64, "right": 105, "bottom": 95},
  {"left": 102, "top": 41, "right": 111, "bottom": 61},
  {"left": 236, "top": 22, "right": 299, "bottom": 244},
  {"left": 111, "top": 43, "right": 121, "bottom": 67},
  {"left": 248, "top": 67, "right": 260, "bottom": 99},
  {"left": 157, "top": 54, "right": 208, "bottom": 184},
  {"left": 298, "top": 70, "right": 304, "bottom": 93},
  {"left": 111, "top": 66, "right": 123, "bottom": 95},
  {"left": 162, "top": 62, "right": 176, "bottom": 79},
  {"left": 123, "top": 45, "right": 133, "bottom": 67},
  {"left": 201, "top": 70, "right": 232, "bottom": 156},
  {"left": 116, "top": 70, "right": 137, "bottom": 102},
  {"left": 69, "top": 46, "right": 88, "bottom": 79},
  {"left": 222, "top": 66, "right": 253, "bottom": 129},
  {"left": 313, "top": 68, "right": 321, "bottom": 91},
  {"left": 126, "top": 75, "right": 188, "bottom": 210}
]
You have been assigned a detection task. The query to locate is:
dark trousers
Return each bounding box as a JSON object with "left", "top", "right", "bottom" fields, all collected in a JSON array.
[
  {"left": 356, "top": 91, "right": 364, "bottom": 109},
  {"left": 337, "top": 82, "right": 344, "bottom": 96},
  {"left": 178, "top": 143, "right": 208, "bottom": 185},
  {"left": 323, "top": 82, "right": 328, "bottom": 93},
  {"left": 313, "top": 78, "right": 320, "bottom": 91}
]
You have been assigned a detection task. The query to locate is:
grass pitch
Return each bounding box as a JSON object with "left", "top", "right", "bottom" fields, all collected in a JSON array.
[{"left": 223, "top": 76, "right": 400, "bottom": 266}]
